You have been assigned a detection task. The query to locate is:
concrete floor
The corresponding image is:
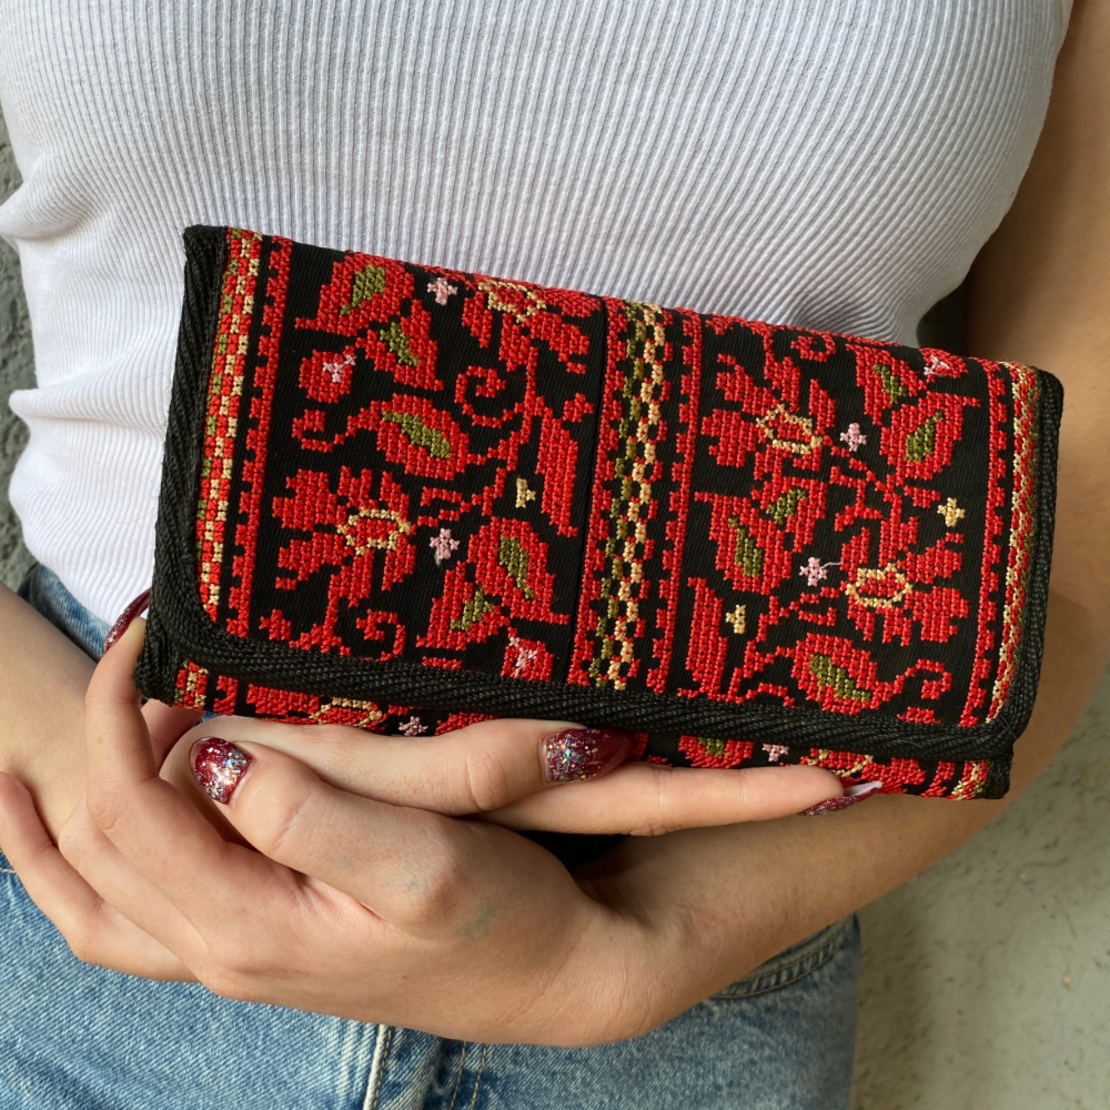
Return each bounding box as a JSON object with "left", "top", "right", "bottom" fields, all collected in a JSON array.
[{"left": 2, "top": 110, "right": 1108, "bottom": 1109}]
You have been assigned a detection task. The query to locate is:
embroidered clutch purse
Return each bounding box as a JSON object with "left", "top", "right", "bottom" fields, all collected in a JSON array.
[{"left": 136, "top": 226, "right": 1062, "bottom": 800}]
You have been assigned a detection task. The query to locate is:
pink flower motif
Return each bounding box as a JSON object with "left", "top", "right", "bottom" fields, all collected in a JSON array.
[
  {"left": 924, "top": 354, "right": 950, "bottom": 379},
  {"left": 799, "top": 557, "right": 837, "bottom": 586},
  {"left": 762, "top": 743, "right": 790, "bottom": 762},
  {"left": 839, "top": 423, "right": 867, "bottom": 452},
  {"left": 399, "top": 716, "right": 427, "bottom": 736},
  {"left": 429, "top": 527, "right": 460, "bottom": 565},
  {"left": 507, "top": 632, "right": 539, "bottom": 677},
  {"left": 324, "top": 353, "right": 356, "bottom": 383},
  {"left": 428, "top": 276, "right": 458, "bottom": 306}
]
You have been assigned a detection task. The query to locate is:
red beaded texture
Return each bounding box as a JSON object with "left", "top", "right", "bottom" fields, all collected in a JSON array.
[{"left": 169, "top": 229, "right": 1048, "bottom": 800}]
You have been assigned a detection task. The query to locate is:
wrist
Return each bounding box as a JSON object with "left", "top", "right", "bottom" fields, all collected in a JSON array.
[{"left": 0, "top": 583, "right": 95, "bottom": 838}]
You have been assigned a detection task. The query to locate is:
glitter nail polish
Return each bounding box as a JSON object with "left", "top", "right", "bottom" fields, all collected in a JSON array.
[
  {"left": 800, "top": 780, "right": 884, "bottom": 816},
  {"left": 191, "top": 738, "right": 253, "bottom": 804},
  {"left": 541, "top": 728, "right": 632, "bottom": 783},
  {"left": 103, "top": 588, "right": 152, "bottom": 653}
]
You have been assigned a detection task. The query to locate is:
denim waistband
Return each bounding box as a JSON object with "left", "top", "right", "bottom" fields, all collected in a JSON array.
[{"left": 17, "top": 563, "right": 111, "bottom": 662}]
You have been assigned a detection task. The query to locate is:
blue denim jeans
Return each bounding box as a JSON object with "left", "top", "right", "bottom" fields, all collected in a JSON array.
[{"left": 1, "top": 565, "right": 861, "bottom": 1109}]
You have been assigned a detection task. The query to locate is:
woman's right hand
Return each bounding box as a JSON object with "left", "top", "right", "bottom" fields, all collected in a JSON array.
[{"left": 0, "top": 620, "right": 848, "bottom": 1037}]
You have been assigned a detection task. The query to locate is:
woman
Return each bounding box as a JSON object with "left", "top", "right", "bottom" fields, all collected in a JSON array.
[{"left": 0, "top": 1, "right": 1105, "bottom": 1106}]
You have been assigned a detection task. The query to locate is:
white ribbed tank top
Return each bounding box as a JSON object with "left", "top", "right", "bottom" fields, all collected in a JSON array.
[{"left": 0, "top": 0, "right": 1071, "bottom": 623}]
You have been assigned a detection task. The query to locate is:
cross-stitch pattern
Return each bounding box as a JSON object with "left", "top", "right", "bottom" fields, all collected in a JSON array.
[{"left": 138, "top": 228, "right": 1062, "bottom": 800}]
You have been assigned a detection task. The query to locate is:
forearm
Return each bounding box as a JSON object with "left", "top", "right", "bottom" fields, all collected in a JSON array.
[
  {"left": 589, "top": 0, "right": 1110, "bottom": 1019},
  {"left": 0, "top": 581, "right": 95, "bottom": 838},
  {"left": 592, "top": 597, "right": 1101, "bottom": 1019}
]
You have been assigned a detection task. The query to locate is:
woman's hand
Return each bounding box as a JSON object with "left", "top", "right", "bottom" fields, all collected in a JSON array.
[
  {"left": 158, "top": 713, "right": 844, "bottom": 840},
  {"left": 0, "top": 617, "right": 843, "bottom": 1039},
  {"left": 3, "top": 618, "right": 808, "bottom": 1045}
]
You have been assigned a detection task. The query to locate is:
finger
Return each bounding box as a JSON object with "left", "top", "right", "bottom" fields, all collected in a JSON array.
[
  {"left": 59, "top": 796, "right": 209, "bottom": 973},
  {"left": 84, "top": 619, "right": 294, "bottom": 922},
  {"left": 175, "top": 717, "right": 634, "bottom": 815},
  {"left": 481, "top": 763, "right": 845, "bottom": 834},
  {"left": 85, "top": 616, "right": 161, "bottom": 781},
  {"left": 196, "top": 737, "right": 499, "bottom": 928},
  {"left": 159, "top": 740, "right": 253, "bottom": 845},
  {"left": 173, "top": 715, "right": 843, "bottom": 832},
  {"left": 0, "top": 773, "right": 192, "bottom": 979}
]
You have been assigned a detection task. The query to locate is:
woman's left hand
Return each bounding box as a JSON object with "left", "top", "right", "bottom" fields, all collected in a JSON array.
[{"left": 0, "top": 617, "right": 710, "bottom": 1046}]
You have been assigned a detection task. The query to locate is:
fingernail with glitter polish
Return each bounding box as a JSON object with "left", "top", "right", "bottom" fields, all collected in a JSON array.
[
  {"left": 191, "top": 738, "right": 254, "bottom": 805},
  {"left": 800, "top": 780, "right": 884, "bottom": 816},
  {"left": 103, "top": 588, "right": 152, "bottom": 653},
  {"left": 542, "top": 728, "right": 633, "bottom": 783}
]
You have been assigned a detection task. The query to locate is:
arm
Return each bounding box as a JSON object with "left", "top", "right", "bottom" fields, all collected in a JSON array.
[
  {"left": 0, "top": 582, "right": 95, "bottom": 839},
  {"left": 0, "top": 580, "right": 216, "bottom": 840},
  {"left": 575, "top": 0, "right": 1110, "bottom": 1025}
]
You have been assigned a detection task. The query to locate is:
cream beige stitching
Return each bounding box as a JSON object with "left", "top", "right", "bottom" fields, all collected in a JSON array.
[
  {"left": 363, "top": 1025, "right": 394, "bottom": 1110},
  {"left": 447, "top": 1042, "right": 469, "bottom": 1110},
  {"left": 467, "top": 1044, "right": 490, "bottom": 1110}
]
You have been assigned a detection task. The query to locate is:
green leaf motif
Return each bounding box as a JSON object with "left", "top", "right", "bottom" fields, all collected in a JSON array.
[
  {"left": 766, "top": 488, "right": 808, "bottom": 528},
  {"left": 809, "top": 654, "right": 872, "bottom": 702},
  {"left": 697, "top": 737, "right": 728, "bottom": 757},
  {"left": 905, "top": 412, "right": 942, "bottom": 462},
  {"left": 381, "top": 411, "right": 452, "bottom": 458},
  {"left": 450, "top": 586, "right": 496, "bottom": 632},
  {"left": 727, "top": 515, "right": 764, "bottom": 578},
  {"left": 498, "top": 534, "right": 535, "bottom": 599},
  {"left": 339, "top": 264, "right": 386, "bottom": 315},
  {"left": 380, "top": 318, "right": 419, "bottom": 366},
  {"left": 875, "top": 363, "right": 908, "bottom": 404}
]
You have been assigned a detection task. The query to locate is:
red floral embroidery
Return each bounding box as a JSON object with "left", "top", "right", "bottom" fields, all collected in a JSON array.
[
  {"left": 657, "top": 319, "right": 982, "bottom": 720},
  {"left": 170, "top": 228, "right": 1051, "bottom": 800},
  {"left": 264, "top": 466, "right": 414, "bottom": 655}
]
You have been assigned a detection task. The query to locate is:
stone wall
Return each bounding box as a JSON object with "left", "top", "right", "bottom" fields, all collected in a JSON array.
[{"left": 0, "top": 109, "right": 33, "bottom": 588}]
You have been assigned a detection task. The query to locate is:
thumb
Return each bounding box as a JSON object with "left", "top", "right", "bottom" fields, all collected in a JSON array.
[{"left": 186, "top": 733, "right": 504, "bottom": 930}]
